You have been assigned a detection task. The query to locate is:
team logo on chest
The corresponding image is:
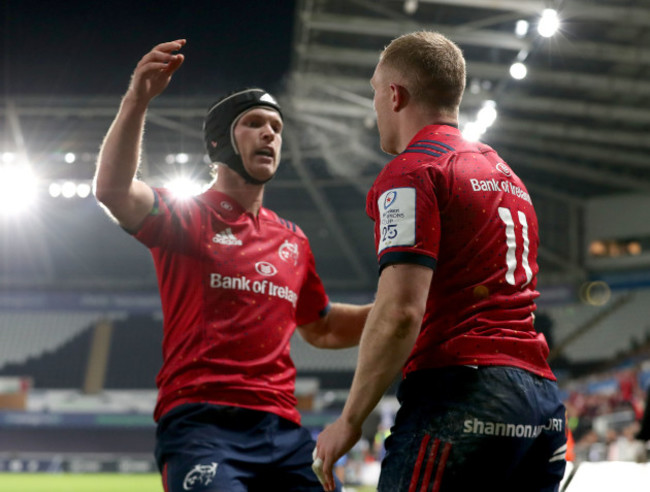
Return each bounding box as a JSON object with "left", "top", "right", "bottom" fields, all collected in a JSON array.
[
  {"left": 183, "top": 462, "right": 218, "bottom": 490},
  {"left": 278, "top": 240, "right": 299, "bottom": 265}
]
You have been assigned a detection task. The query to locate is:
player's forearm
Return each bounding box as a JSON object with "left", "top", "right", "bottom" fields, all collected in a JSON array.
[
  {"left": 323, "top": 302, "right": 373, "bottom": 348},
  {"left": 340, "top": 301, "right": 420, "bottom": 429},
  {"left": 298, "top": 302, "right": 372, "bottom": 349},
  {"left": 94, "top": 93, "right": 149, "bottom": 204}
]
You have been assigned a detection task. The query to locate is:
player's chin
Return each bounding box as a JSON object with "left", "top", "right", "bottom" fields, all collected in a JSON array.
[{"left": 248, "top": 166, "right": 277, "bottom": 183}]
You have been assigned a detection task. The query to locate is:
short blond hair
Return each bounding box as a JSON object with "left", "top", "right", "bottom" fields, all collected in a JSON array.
[{"left": 380, "top": 31, "right": 466, "bottom": 115}]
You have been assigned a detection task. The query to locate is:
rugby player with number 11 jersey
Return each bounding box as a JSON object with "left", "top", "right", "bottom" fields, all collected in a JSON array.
[{"left": 315, "top": 31, "right": 566, "bottom": 492}]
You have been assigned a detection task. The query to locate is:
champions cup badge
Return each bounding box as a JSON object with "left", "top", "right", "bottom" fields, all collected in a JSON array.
[
  {"left": 384, "top": 190, "right": 397, "bottom": 209},
  {"left": 183, "top": 462, "right": 218, "bottom": 490},
  {"left": 278, "top": 240, "right": 299, "bottom": 265}
]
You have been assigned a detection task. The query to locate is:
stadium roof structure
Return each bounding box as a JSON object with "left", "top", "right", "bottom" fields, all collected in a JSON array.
[{"left": 2, "top": 0, "right": 650, "bottom": 294}]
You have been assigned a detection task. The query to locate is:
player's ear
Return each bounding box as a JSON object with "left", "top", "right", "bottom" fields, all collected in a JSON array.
[{"left": 390, "top": 83, "right": 409, "bottom": 112}]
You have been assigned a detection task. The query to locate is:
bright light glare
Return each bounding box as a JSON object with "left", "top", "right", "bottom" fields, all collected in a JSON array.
[
  {"left": 462, "top": 122, "right": 486, "bottom": 142},
  {"left": 2, "top": 152, "right": 16, "bottom": 164},
  {"left": 404, "top": 0, "right": 418, "bottom": 15},
  {"left": 510, "top": 62, "right": 528, "bottom": 80},
  {"left": 64, "top": 152, "right": 76, "bottom": 164},
  {"left": 515, "top": 20, "right": 529, "bottom": 38},
  {"left": 164, "top": 178, "right": 204, "bottom": 199},
  {"left": 477, "top": 101, "right": 497, "bottom": 128},
  {"left": 61, "top": 181, "right": 77, "bottom": 198},
  {"left": 76, "top": 182, "right": 92, "bottom": 198},
  {"left": 0, "top": 166, "right": 38, "bottom": 215},
  {"left": 49, "top": 182, "right": 62, "bottom": 197},
  {"left": 175, "top": 153, "right": 189, "bottom": 164},
  {"left": 538, "top": 9, "right": 559, "bottom": 38}
]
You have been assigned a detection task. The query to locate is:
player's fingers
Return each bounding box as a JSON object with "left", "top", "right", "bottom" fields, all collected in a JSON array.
[
  {"left": 312, "top": 447, "right": 327, "bottom": 489},
  {"left": 321, "top": 456, "right": 335, "bottom": 491},
  {"left": 138, "top": 49, "right": 177, "bottom": 69},
  {"left": 153, "top": 39, "right": 186, "bottom": 53},
  {"left": 137, "top": 39, "right": 185, "bottom": 69},
  {"left": 164, "top": 53, "right": 185, "bottom": 73}
]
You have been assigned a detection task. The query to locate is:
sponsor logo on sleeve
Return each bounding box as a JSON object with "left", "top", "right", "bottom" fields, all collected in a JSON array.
[
  {"left": 377, "top": 187, "right": 416, "bottom": 254},
  {"left": 383, "top": 190, "right": 397, "bottom": 209}
]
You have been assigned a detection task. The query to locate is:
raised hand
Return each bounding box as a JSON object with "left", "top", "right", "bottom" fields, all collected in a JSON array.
[{"left": 127, "top": 39, "right": 186, "bottom": 104}]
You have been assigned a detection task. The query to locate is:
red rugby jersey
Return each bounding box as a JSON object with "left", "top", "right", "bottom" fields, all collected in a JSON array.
[
  {"left": 367, "top": 125, "right": 555, "bottom": 380},
  {"left": 134, "top": 188, "right": 330, "bottom": 424}
]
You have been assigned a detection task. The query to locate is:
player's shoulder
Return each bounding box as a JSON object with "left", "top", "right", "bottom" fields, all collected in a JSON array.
[
  {"left": 260, "top": 207, "right": 307, "bottom": 239},
  {"left": 151, "top": 186, "right": 200, "bottom": 213},
  {"left": 384, "top": 127, "right": 466, "bottom": 174}
]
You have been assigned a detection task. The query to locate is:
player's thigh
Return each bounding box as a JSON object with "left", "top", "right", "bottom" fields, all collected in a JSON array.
[
  {"left": 155, "top": 405, "right": 270, "bottom": 492},
  {"left": 378, "top": 367, "right": 564, "bottom": 491},
  {"left": 506, "top": 388, "right": 567, "bottom": 492},
  {"left": 378, "top": 421, "right": 531, "bottom": 492},
  {"left": 249, "top": 420, "right": 343, "bottom": 492},
  {"left": 162, "top": 447, "right": 250, "bottom": 492}
]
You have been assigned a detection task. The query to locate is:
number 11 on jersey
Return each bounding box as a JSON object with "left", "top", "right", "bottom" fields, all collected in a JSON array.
[{"left": 498, "top": 207, "right": 533, "bottom": 287}]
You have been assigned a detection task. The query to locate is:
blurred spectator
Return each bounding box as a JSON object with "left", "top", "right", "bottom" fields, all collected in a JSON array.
[
  {"left": 608, "top": 423, "right": 646, "bottom": 462},
  {"left": 637, "top": 385, "right": 650, "bottom": 441}
]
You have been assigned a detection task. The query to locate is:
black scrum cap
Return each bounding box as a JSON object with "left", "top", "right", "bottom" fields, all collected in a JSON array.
[{"left": 203, "top": 88, "right": 283, "bottom": 184}]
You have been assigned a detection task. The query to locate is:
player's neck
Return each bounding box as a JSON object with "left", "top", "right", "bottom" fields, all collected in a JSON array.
[
  {"left": 211, "top": 167, "right": 265, "bottom": 215},
  {"left": 396, "top": 108, "right": 458, "bottom": 153}
]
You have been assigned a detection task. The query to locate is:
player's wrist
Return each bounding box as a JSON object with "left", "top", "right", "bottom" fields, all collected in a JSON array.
[{"left": 121, "top": 90, "right": 151, "bottom": 113}]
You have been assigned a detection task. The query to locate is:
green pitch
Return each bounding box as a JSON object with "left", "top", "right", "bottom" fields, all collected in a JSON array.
[
  {"left": 0, "top": 473, "right": 163, "bottom": 492},
  {"left": 0, "top": 473, "right": 378, "bottom": 492}
]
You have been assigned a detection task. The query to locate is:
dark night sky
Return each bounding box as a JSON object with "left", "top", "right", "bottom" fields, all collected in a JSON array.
[{"left": 1, "top": 0, "right": 297, "bottom": 97}]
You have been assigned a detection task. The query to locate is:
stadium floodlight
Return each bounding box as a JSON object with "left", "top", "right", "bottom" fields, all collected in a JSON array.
[
  {"left": 404, "top": 0, "right": 418, "bottom": 15},
  {"left": 76, "top": 182, "right": 92, "bottom": 198},
  {"left": 49, "top": 182, "right": 62, "bottom": 198},
  {"left": 0, "top": 165, "right": 38, "bottom": 216},
  {"left": 537, "top": 9, "right": 559, "bottom": 38},
  {"left": 164, "top": 177, "right": 204, "bottom": 199},
  {"left": 61, "top": 181, "right": 77, "bottom": 199},
  {"left": 64, "top": 152, "right": 76, "bottom": 164},
  {"left": 510, "top": 62, "right": 528, "bottom": 80},
  {"left": 477, "top": 100, "right": 498, "bottom": 128},
  {"left": 462, "top": 121, "right": 485, "bottom": 142},
  {"left": 515, "top": 20, "right": 529, "bottom": 38},
  {"left": 175, "top": 153, "right": 190, "bottom": 164}
]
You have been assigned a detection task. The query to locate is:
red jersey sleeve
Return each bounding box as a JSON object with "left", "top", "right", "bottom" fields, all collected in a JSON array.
[
  {"left": 295, "top": 239, "right": 330, "bottom": 326},
  {"left": 366, "top": 160, "right": 440, "bottom": 272},
  {"left": 133, "top": 187, "right": 196, "bottom": 250}
]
